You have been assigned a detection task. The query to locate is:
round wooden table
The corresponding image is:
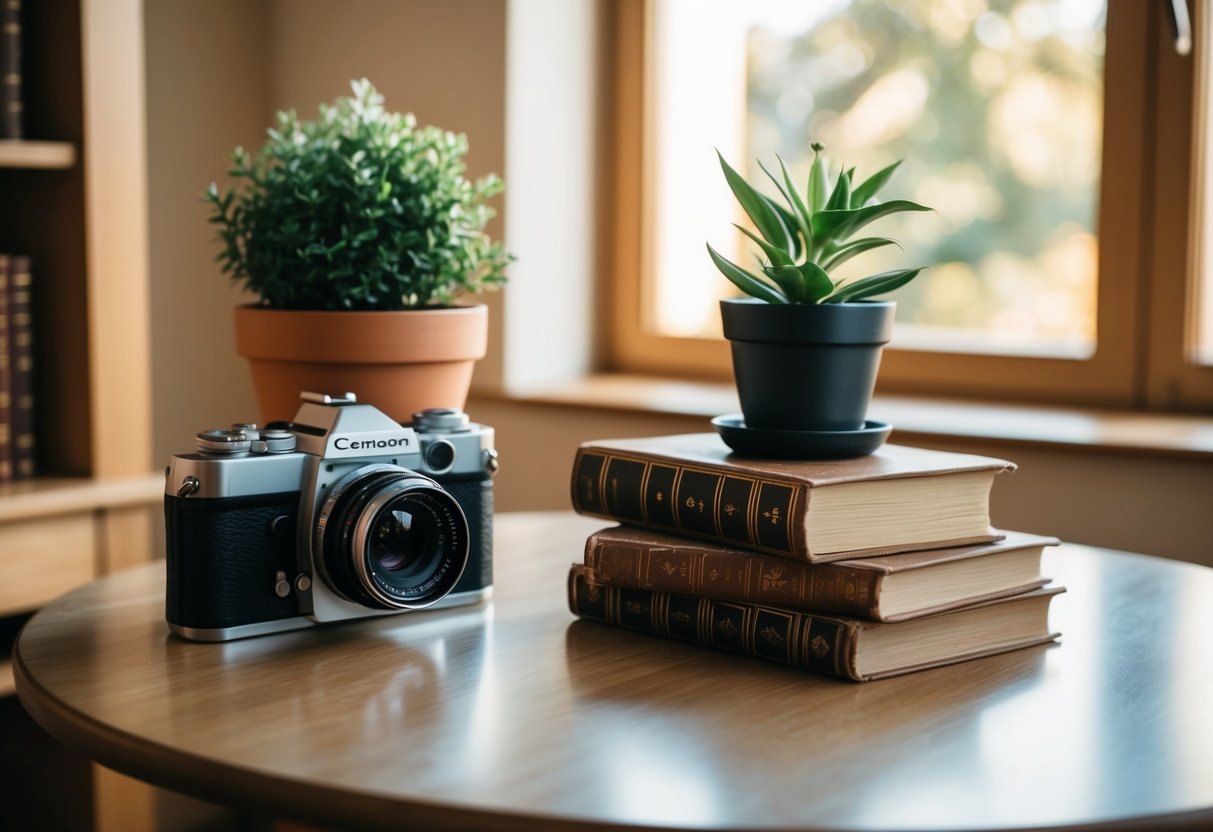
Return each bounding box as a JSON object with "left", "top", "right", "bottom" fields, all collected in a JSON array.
[{"left": 14, "top": 512, "right": 1213, "bottom": 831}]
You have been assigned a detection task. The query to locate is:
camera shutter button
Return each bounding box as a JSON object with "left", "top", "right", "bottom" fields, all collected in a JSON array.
[{"left": 274, "top": 571, "right": 291, "bottom": 599}]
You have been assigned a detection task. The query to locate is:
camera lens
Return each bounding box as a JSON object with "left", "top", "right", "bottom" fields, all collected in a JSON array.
[{"left": 314, "top": 464, "right": 469, "bottom": 610}]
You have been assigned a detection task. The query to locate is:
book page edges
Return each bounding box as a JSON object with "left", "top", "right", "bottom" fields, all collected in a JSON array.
[
  {"left": 838, "top": 531, "right": 1060, "bottom": 573},
  {"left": 858, "top": 632, "right": 1061, "bottom": 681}
]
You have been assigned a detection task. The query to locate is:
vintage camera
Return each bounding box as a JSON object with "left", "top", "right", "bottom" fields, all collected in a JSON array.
[{"left": 164, "top": 392, "right": 497, "bottom": 641}]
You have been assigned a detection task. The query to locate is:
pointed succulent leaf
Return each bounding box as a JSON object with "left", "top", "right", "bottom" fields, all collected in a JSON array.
[
  {"left": 736, "top": 224, "right": 794, "bottom": 268},
  {"left": 758, "top": 159, "right": 811, "bottom": 244},
  {"left": 851, "top": 160, "right": 902, "bottom": 207},
  {"left": 756, "top": 159, "right": 794, "bottom": 211},
  {"left": 706, "top": 242, "right": 788, "bottom": 303},
  {"left": 796, "top": 260, "right": 836, "bottom": 303},
  {"left": 820, "top": 237, "right": 901, "bottom": 271},
  {"left": 810, "top": 200, "right": 932, "bottom": 245},
  {"left": 807, "top": 143, "right": 829, "bottom": 214},
  {"left": 825, "top": 267, "right": 923, "bottom": 303},
  {"left": 764, "top": 196, "right": 804, "bottom": 259},
  {"left": 825, "top": 168, "right": 852, "bottom": 212},
  {"left": 717, "top": 150, "right": 795, "bottom": 253},
  {"left": 778, "top": 155, "right": 814, "bottom": 236}
]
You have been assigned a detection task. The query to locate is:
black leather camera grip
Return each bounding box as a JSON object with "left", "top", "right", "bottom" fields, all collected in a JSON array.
[{"left": 165, "top": 493, "right": 300, "bottom": 630}]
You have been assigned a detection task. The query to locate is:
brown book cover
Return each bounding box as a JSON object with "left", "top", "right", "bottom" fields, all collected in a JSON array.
[
  {"left": 567, "top": 564, "right": 1063, "bottom": 682},
  {"left": 571, "top": 434, "right": 1013, "bottom": 562},
  {"left": 0, "top": 252, "right": 11, "bottom": 481},
  {"left": 8, "top": 254, "right": 32, "bottom": 478},
  {"left": 1, "top": 0, "right": 22, "bottom": 140},
  {"left": 584, "top": 526, "right": 1058, "bottom": 622}
]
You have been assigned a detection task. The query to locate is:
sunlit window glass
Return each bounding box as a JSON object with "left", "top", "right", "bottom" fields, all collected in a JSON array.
[{"left": 648, "top": 0, "right": 1105, "bottom": 358}]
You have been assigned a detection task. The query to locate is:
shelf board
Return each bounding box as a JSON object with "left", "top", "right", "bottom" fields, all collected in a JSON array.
[
  {"left": 0, "top": 474, "right": 164, "bottom": 524},
  {"left": 0, "top": 140, "right": 77, "bottom": 169}
]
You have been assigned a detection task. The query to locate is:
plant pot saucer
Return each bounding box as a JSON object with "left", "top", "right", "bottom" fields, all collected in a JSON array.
[{"left": 711, "top": 414, "right": 892, "bottom": 460}]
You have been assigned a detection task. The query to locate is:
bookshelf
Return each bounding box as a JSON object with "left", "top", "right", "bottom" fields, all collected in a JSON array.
[{"left": 1, "top": 0, "right": 161, "bottom": 829}]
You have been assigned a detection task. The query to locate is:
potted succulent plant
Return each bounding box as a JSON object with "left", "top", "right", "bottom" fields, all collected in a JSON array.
[
  {"left": 707, "top": 143, "right": 930, "bottom": 455},
  {"left": 206, "top": 78, "right": 511, "bottom": 423}
]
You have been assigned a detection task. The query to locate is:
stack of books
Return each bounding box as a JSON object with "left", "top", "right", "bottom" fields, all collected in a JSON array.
[
  {"left": 567, "top": 433, "right": 1064, "bottom": 682},
  {"left": 0, "top": 253, "right": 33, "bottom": 481}
]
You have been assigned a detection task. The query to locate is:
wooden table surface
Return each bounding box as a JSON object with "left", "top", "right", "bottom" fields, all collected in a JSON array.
[{"left": 14, "top": 512, "right": 1213, "bottom": 831}]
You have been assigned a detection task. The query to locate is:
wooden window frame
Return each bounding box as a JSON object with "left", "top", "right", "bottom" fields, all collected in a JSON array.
[{"left": 607, "top": 0, "right": 1213, "bottom": 410}]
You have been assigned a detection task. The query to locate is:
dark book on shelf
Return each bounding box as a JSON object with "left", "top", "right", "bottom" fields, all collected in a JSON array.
[
  {"left": 0, "top": 253, "right": 10, "bottom": 481},
  {"left": 8, "top": 254, "right": 32, "bottom": 478},
  {"left": 1, "top": 0, "right": 22, "bottom": 139},
  {"left": 571, "top": 434, "right": 1011, "bottom": 562},
  {"left": 567, "top": 564, "right": 1063, "bottom": 682},
  {"left": 583, "top": 525, "right": 1058, "bottom": 622}
]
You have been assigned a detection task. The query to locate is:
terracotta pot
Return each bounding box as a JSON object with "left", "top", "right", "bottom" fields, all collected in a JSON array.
[
  {"left": 233, "top": 304, "right": 488, "bottom": 424},
  {"left": 720, "top": 298, "right": 894, "bottom": 432}
]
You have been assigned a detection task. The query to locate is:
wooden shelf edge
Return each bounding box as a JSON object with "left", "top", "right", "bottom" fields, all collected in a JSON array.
[
  {"left": 0, "top": 474, "right": 164, "bottom": 524},
  {"left": 0, "top": 140, "right": 77, "bottom": 169}
]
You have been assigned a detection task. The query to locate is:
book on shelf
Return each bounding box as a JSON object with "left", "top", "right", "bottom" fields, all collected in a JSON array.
[
  {"left": 567, "top": 564, "right": 1064, "bottom": 682},
  {"left": 0, "top": 253, "right": 10, "bottom": 480},
  {"left": 1, "top": 0, "right": 22, "bottom": 140},
  {"left": 7, "top": 254, "right": 32, "bottom": 478},
  {"left": 583, "top": 525, "right": 1059, "bottom": 623},
  {"left": 571, "top": 434, "right": 1012, "bottom": 562}
]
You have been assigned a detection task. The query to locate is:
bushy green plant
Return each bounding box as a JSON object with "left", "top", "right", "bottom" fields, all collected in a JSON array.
[
  {"left": 206, "top": 79, "right": 510, "bottom": 310},
  {"left": 707, "top": 143, "right": 931, "bottom": 304}
]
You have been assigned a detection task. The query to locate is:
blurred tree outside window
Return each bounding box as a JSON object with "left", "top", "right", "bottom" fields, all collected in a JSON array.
[{"left": 650, "top": 0, "right": 1103, "bottom": 356}]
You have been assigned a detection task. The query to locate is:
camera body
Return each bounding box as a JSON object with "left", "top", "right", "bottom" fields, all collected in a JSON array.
[{"left": 165, "top": 393, "right": 497, "bottom": 641}]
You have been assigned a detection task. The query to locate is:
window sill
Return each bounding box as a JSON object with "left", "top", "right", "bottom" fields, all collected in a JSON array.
[{"left": 480, "top": 374, "right": 1213, "bottom": 462}]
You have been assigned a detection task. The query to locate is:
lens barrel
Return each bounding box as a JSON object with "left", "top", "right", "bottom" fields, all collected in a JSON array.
[{"left": 314, "top": 465, "right": 470, "bottom": 610}]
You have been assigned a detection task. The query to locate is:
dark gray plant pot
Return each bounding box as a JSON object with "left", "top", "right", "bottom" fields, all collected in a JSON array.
[{"left": 720, "top": 298, "right": 895, "bottom": 432}]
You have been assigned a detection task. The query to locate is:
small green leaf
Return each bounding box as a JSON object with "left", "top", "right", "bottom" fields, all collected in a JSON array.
[
  {"left": 851, "top": 160, "right": 902, "bottom": 206},
  {"left": 707, "top": 242, "right": 787, "bottom": 303},
  {"left": 796, "top": 260, "right": 836, "bottom": 302},
  {"left": 820, "top": 237, "right": 901, "bottom": 271},
  {"left": 825, "top": 267, "right": 923, "bottom": 303},
  {"left": 717, "top": 151, "right": 794, "bottom": 252},
  {"left": 763, "top": 264, "right": 807, "bottom": 301}
]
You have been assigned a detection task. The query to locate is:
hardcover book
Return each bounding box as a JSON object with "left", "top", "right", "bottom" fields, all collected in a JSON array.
[
  {"left": 571, "top": 434, "right": 1012, "bottom": 562},
  {"left": 8, "top": 254, "right": 32, "bottom": 478},
  {"left": 567, "top": 564, "right": 1063, "bottom": 682},
  {"left": 583, "top": 525, "right": 1058, "bottom": 622},
  {"left": 1, "top": 0, "right": 22, "bottom": 139},
  {"left": 0, "top": 253, "right": 10, "bottom": 480}
]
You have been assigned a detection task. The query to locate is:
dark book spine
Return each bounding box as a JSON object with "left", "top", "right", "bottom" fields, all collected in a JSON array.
[
  {"left": 567, "top": 565, "right": 861, "bottom": 681},
  {"left": 584, "top": 532, "right": 879, "bottom": 618},
  {"left": 570, "top": 448, "right": 806, "bottom": 557},
  {"left": 9, "top": 254, "right": 32, "bottom": 478},
  {"left": 0, "top": 253, "right": 11, "bottom": 481},
  {"left": 1, "top": 0, "right": 22, "bottom": 140}
]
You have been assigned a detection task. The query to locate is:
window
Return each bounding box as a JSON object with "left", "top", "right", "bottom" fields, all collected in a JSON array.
[{"left": 608, "top": 0, "right": 1213, "bottom": 410}]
